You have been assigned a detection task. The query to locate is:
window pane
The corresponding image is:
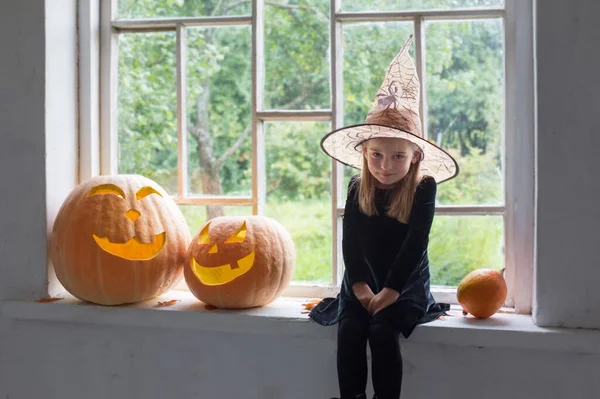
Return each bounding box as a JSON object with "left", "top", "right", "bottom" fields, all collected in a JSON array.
[
  {"left": 425, "top": 19, "right": 504, "bottom": 205},
  {"left": 342, "top": 0, "right": 503, "bottom": 12},
  {"left": 343, "top": 21, "right": 413, "bottom": 126},
  {"left": 429, "top": 215, "right": 504, "bottom": 287},
  {"left": 341, "top": 22, "right": 413, "bottom": 199},
  {"left": 186, "top": 26, "right": 252, "bottom": 197},
  {"left": 117, "top": 32, "right": 178, "bottom": 194},
  {"left": 117, "top": 0, "right": 251, "bottom": 20},
  {"left": 264, "top": 0, "right": 330, "bottom": 110},
  {"left": 265, "top": 122, "right": 332, "bottom": 283},
  {"left": 179, "top": 205, "right": 252, "bottom": 238}
]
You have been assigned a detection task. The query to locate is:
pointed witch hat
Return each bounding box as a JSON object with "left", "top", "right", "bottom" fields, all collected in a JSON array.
[{"left": 320, "top": 35, "right": 459, "bottom": 183}]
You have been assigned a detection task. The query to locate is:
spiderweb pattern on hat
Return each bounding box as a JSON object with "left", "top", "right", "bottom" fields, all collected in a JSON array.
[{"left": 320, "top": 35, "right": 459, "bottom": 183}]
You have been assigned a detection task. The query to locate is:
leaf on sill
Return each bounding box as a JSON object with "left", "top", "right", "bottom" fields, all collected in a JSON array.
[
  {"left": 301, "top": 311, "right": 310, "bottom": 315},
  {"left": 35, "top": 297, "right": 64, "bottom": 303},
  {"left": 301, "top": 298, "right": 322, "bottom": 311},
  {"left": 204, "top": 304, "right": 218, "bottom": 311},
  {"left": 437, "top": 311, "right": 460, "bottom": 321},
  {"left": 155, "top": 299, "right": 180, "bottom": 307}
]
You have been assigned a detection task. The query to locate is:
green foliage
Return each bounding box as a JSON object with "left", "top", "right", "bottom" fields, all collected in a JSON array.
[
  {"left": 266, "top": 200, "right": 332, "bottom": 282},
  {"left": 117, "top": 31, "right": 178, "bottom": 193},
  {"left": 117, "top": 0, "right": 507, "bottom": 286},
  {"left": 426, "top": 19, "right": 503, "bottom": 157},
  {"left": 264, "top": 0, "right": 330, "bottom": 109},
  {"left": 429, "top": 215, "right": 504, "bottom": 286},
  {"left": 265, "top": 122, "right": 331, "bottom": 201}
]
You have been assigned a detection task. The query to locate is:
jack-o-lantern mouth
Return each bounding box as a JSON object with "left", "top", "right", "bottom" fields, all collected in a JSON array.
[
  {"left": 191, "top": 252, "right": 255, "bottom": 286},
  {"left": 92, "top": 232, "right": 166, "bottom": 261}
]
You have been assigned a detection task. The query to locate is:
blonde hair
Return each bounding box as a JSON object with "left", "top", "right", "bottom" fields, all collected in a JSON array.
[{"left": 355, "top": 142, "right": 424, "bottom": 224}]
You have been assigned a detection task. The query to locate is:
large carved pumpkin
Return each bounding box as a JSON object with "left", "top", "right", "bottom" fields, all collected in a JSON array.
[
  {"left": 184, "top": 216, "right": 295, "bottom": 308},
  {"left": 51, "top": 175, "right": 191, "bottom": 305},
  {"left": 457, "top": 268, "right": 507, "bottom": 319}
]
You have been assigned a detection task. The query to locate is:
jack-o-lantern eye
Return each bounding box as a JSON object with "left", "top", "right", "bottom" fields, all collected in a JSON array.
[
  {"left": 198, "top": 222, "right": 211, "bottom": 245},
  {"left": 224, "top": 221, "right": 247, "bottom": 244},
  {"left": 86, "top": 184, "right": 126, "bottom": 199},
  {"left": 136, "top": 186, "right": 163, "bottom": 200}
]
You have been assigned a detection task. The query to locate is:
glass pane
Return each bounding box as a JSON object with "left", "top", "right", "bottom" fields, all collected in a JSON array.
[
  {"left": 179, "top": 205, "right": 252, "bottom": 238},
  {"left": 425, "top": 19, "right": 504, "bottom": 205},
  {"left": 117, "top": 0, "right": 251, "bottom": 20},
  {"left": 117, "top": 32, "right": 178, "bottom": 195},
  {"left": 341, "top": 22, "right": 413, "bottom": 200},
  {"left": 342, "top": 0, "right": 504, "bottom": 12},
  {"left": 187, "top": 26, "right": 252, "bottom": 197},
  {"left": 429, "top": 215, "right": 504, "bottom": 287},
  {"left": 343, "top": 21, "right": 413, "bottom": 126},
  {"left": 264, "top": 0, "right": 330, "bottom": 110},
  {"left": 265, "top": 122, "right": 332, "bottom": 283}
]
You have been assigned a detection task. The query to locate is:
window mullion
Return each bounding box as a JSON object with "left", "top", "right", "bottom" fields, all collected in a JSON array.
[
  {"left": 113, "top": 15, "right": 252, "bottom": 31},
  {"left": 252, "top": 0, "right": 266, "bottom": 216},
  {"left": 503, "top": 0, "right": 535, "bottom": 314},
  {"left": 100, "top": 0, "right": 118, "bottom": 175},
  {"left": 414, "top": 15, "right": 427, "bottom": 140},
  {"left": 176, "top": 24, "right": 188, "bottom": 198},
  {"left": 79, "top": 0, "right": 100, "bottom": 182},
  {"left": 336, "top": 8, "right": 504, "bottom": 23},
  {"left": 331, "top": 0, "right": 343, "bottom": 286}
]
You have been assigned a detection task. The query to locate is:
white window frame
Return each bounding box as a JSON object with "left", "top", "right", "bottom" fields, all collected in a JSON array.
[{"left": 81, "top": 0, "right": 533, "bottom": 313}]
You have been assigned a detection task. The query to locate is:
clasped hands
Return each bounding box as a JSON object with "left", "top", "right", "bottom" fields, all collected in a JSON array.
[{"left": 352, "top": 282, "right": 399, "bottom": 315}]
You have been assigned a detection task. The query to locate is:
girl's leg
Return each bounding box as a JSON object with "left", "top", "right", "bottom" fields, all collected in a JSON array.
[
  {"left": 368, "top": 314, "right": 402, "bottom": 399},
  {"left": 337, "top": 306, "right": 370, "bottom": 399}
]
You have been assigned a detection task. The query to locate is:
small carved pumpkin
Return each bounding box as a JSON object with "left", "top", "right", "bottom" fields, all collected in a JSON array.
[
  {"left": 50, "top": 175, "right": 191, "bottom": 305},
  {"left": 184, "top": 216, "right": 296, "bottom": 308}
]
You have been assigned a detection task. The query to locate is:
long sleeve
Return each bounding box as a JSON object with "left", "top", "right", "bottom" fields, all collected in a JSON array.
[
  {"left": 342, "top": 177, "right": 369, "bottom": 284},
  {"left": 383, "top": 176, "right": 437, "bottom": 293}
]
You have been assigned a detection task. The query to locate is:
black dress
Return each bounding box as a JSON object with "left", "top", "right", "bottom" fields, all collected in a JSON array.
[{"left": 309, "top": 175, "right": 449, "bottom": 338}]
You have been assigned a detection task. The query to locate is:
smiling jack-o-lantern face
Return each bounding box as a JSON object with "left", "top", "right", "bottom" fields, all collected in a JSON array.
[
  {"left": 51, "top": 175, "right": 191, "bottom": 306},
  {"left": 184, "top": 216, "right": 296, "bottom": 309},
  {"left": 86, "top": 183, "right": 167, "bottom": 260},
  {"left": 191, "top": 220, "right": 255, "bottom": 285}
]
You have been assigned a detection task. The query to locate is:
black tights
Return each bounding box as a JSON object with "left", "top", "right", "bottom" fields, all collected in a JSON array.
[{"left": 337, "top": 305, "right": 403, "bottom": 399}]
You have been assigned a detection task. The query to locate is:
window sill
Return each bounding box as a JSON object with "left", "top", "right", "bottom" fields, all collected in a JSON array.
[{"left": 2, "top": 291, "right": 600, "bottom": 355}]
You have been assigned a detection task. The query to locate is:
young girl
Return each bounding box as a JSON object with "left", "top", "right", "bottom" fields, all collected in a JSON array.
[{"left": 309, "top": 36, "right": 459, "bottom": 399}]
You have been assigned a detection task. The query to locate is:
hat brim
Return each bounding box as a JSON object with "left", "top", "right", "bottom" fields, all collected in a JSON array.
[{"left": 320, "top": 123, "right": 459, "bottom": 184}]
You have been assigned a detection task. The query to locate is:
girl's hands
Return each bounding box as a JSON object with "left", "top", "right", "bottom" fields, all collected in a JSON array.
[
  {"left": 352, "top": 282, "right": 375, "bottom": 311},
  {"left": 368, "top": 288, "right": 400, "bottom": 315}
]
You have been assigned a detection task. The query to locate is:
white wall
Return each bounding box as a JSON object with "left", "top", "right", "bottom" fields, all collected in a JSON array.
[
  {"left": 1, "top": 318, "right": 599, "bottom": 399},
  {"left": 533, "top": 0, "right": 600, "bottom": 329},
  {"left": 0, "top": 0, "right": 50, "bottom": 300},
  {"left": 1, "top": 0, "right": 600, "bottom": 398},
  {"left": 44, "top": 0, "right": 79, "bottom": 296}
]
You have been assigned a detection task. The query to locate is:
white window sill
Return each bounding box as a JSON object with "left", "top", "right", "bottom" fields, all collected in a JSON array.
[{"left": 2, "top": 290, "right": 600, "bottom": 355}]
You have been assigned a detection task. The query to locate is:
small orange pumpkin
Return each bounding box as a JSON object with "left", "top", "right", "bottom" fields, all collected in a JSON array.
[
  {"left": 184, "top": 216, "right": 295, "bottom": 309},
  {"left": 456, "top": 268, "right": 507, "bottom": 319},
  {"left": 51, "top": 175, "right": 191, "bottom": 305}
]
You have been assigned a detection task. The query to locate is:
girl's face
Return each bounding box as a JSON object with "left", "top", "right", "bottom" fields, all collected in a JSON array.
[{"left": 363, "top": 137, "right": 420, "bottom": 189}]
